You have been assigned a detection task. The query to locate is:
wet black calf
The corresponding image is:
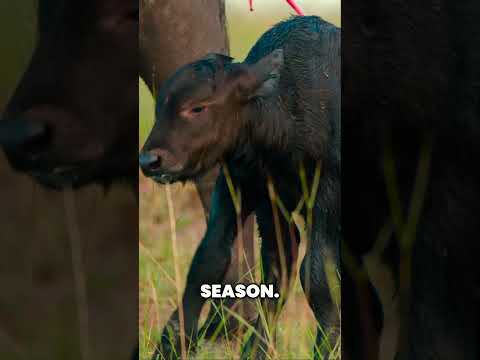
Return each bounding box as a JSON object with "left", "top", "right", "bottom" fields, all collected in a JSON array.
[
  {"left": 0, "top": 0, "right": 138, "bottom": 188},
  {"left": 140, "top": 16, "right": 341, "bottom": 359}
]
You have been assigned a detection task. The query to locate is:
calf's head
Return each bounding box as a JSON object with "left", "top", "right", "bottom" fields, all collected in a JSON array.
[
  {"left": 0, "top": 0, "right": 138, "bottom": 188},
  {"left": 140, "top": 49, "right": 283, "bottom": 184}
]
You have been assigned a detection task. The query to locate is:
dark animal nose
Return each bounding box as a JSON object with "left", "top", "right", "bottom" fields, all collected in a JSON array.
[
  {"left": 0, "top": 119, "right": 46, "bottom": 148},
  {"left": 0, "top": 119, "right": 50, "bottom": 158},
  {"left": 139, "top": 151, "right": 161, "bottom": 174}
]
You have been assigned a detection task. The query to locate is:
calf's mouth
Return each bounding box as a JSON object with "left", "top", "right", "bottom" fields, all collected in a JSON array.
[{"left": 151, "top": 173, "right": 176, "bottom": 184}]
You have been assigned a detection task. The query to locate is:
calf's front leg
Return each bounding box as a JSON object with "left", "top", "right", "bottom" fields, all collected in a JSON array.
[{"left": 152, "top": 172, "right": 253, "bottom": 360}]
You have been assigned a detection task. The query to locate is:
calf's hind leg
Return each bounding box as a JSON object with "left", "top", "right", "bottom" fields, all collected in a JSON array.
[
  {"left": 240, "top": 200, "right": 300, "bottom": 360},
  {"left": 300, "top": 207, "right": 341, "bottom": 359}
]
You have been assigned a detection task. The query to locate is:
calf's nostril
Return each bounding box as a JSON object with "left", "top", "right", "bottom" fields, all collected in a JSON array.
[{"left": 139, "top": 152, "right": 161, "bottom": 172}]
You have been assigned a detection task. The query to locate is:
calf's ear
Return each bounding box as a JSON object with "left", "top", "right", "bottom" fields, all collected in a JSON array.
[{"left": 238, "top": 49, "right": 284, "bottom": 99}]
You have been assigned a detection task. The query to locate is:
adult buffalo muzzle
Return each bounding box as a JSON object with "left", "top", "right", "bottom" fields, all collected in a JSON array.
[{"left": 0, "top": 118, "right": 48, "bottom": 150}]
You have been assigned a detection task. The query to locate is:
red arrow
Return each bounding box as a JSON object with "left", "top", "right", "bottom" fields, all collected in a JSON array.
[
  {"left": 286, "top": 0, "right": 305, "bottom": 15},
  {"left": 248, "top": 0, "right": 305, "bottom": 16}
]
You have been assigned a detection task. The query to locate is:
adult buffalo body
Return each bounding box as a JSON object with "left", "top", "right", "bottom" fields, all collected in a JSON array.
[
  {"left": 0, "top": 0, "right": 138, "bottom": 187},
  {"left": 141, "top": 16, "right": 341, "bottom": 359}
]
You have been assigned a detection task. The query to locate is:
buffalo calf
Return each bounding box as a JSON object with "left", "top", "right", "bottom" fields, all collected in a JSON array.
[{"left": 140, "top": 16, "right": 341, "bottom": 359}]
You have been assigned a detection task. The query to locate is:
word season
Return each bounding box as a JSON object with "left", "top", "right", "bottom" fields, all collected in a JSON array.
[{"left": 200, "top": 284, "right": 280, "bottom": 299}]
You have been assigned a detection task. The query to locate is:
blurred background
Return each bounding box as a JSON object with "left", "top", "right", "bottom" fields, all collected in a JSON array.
[
  {"left": 139, "top": 1, "right": 340, "bottom": 358},
  {"left": 0, "top": 1, "right": 138, "bottom": 359}
]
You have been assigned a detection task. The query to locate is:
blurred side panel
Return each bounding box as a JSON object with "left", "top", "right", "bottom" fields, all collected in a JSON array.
[
  {"left": 342, "top": 1, "right": 480, "bottom": 359},
  {"left": 0, "top": 1, "right": 138, "bottom": 359}
]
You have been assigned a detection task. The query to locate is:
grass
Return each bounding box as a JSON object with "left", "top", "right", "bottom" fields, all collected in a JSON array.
[
  {"left": 139, "top": 179, "right": 337, "bottom": 359},
  {"left": 139, "top": 2, "right": 341, "bottom": 359}
]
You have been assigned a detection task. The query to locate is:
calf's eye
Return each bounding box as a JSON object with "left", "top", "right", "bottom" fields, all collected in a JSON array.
[{"left": 181, "top": 105, "right": 207, "bottom": 119}]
